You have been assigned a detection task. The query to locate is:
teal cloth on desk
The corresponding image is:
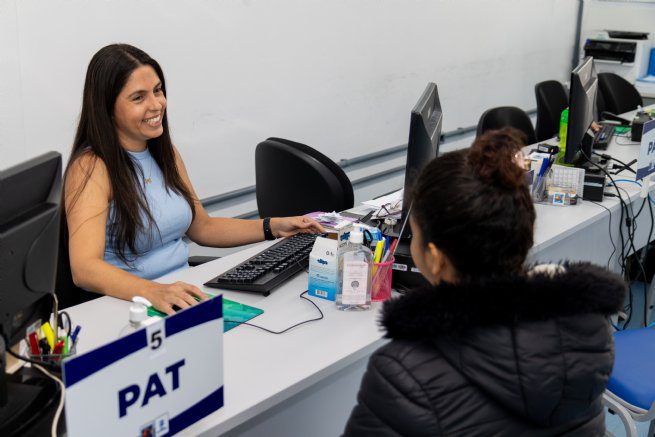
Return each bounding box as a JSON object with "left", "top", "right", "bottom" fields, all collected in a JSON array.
[{"left": 147, "top": 297, "right": 264, "bottom": 332}]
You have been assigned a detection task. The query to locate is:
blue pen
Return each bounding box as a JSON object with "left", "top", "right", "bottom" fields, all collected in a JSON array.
[
  {"left": 71, "top": 325, "right": 81, "bottom": 345},
  {"left": 384, "top": 236, "right": 390, "bottom": 255},
  {"left": 537, "top": 157, "right": 549, "bottom": 177}
]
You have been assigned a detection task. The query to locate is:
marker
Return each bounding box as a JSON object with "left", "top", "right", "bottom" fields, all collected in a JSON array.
[
  {"left": 41, "top": 322, "right": 55, "bottom": 350},
  {"left": 372, "top": 239, "right": 385, "bottom": 277},
  {"left": 39, "top": 338, "right": 51, "bottom": 355},
  {"left": 28, "top": 332, "right": 41, "bottom": 356},
  {"left": 63, "top": 336, "right": 70, "bottom": 355},
  {"left": 53, "top": 340, "right": 64, "bottom": 357},
  {"left": 71, "top": 325, "right": 81, "bottom": 345}
]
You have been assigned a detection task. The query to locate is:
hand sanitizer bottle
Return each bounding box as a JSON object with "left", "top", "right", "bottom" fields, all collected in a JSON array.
[
  {"left": 337, "top": 227, "right": 372, "bottom": 311},
  {"left": 119, "top": 296, "right": 152, "bottom": 337}
]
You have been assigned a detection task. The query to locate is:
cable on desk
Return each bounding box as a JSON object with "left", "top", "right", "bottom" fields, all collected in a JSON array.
[
  {"left": 593, "top": 152, "right": 637, "bottom": 175},
  {"left": 608, "top": 179, "right": 655, "bottom": 206},
  {"left": 2, "top": 334, "right": 60, "bottom": 371},
  {"left": 581, "top": 149, "right": 641, "bottom": 327},
  {"left": 588, "top": 200, "right": 617, "bottom": 270},
  {"left": 33, "top": 363, "right": 65, "bottom": 437},
  {"left": 606, "top": 180, "right": 655, "bottom": 327},
  {"left": 224, "top": 290, "right": 324, "bottom": 334},
  {"left": 644, "top": 199, "right": 655, "bottom": 326}
]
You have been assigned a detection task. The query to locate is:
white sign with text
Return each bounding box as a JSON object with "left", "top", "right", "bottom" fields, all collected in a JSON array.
[{"left": 63, "top": 297, "right": 224, "bottom": 437}]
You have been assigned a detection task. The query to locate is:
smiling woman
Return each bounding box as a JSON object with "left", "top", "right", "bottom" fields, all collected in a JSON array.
[
  {"left": 113, "top": 65, "right": 167, "bottom": 152},
  {"left": 63, "top": 44, "right": 324, "bottom": 314}
]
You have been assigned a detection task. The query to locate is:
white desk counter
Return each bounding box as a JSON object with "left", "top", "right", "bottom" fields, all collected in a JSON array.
[
  {"left": 65, "top": 243, "right": 387, "bottom": 436},
  {"left": 528, "top": 121, "right": 651, "bottom": 271},
  {"left": 64, "top": 112, "right": 651, "bottom": 436}
]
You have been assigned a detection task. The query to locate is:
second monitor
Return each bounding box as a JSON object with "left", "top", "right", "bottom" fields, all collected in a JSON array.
[{"left": 386, "top": 81, "right": 443, "bottom": 239}]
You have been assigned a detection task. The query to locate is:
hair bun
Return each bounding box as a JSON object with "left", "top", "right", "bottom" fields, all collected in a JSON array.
[{"left": 467, "top": 127, "right": 527, "bottom": 189}]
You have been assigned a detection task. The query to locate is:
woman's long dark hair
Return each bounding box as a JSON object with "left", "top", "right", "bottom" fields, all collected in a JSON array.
[
  {"left": 65, "top": 44, "right": 196, "bottom": 263},
  {"left": 410, "top": 128, "right": 535, "bottom": 278}
]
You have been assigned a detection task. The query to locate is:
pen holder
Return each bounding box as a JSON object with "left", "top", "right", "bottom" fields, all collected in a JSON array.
[
  {"left": 371, "top": 256, "right": 394, "bottom": 302},
  {"left": 27, "top": 343, "right": 77, "bottom": 366}
]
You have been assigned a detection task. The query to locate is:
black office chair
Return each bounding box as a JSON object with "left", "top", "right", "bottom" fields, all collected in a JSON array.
[
  {"left": 535, "top": 81, "right": 568, "bottom": 142},
  {"left": 476, "top": 106, "right": 536, "bottom": 145},
  {"left": 55, "top": 213, "right": 102, "bottom": 309},
  {"left": 255, "top": 137, "right": 354, "bottom": 218},
  {"left": 598, "top": 72, "right": 643, "bottom": 115}
]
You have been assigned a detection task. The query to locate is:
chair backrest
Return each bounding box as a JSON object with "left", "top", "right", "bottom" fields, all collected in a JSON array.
[
  {"left": 55, "top": 212, "right": 101, "bottom": 309},
  {"left": 598, "top": 72, "right": 642, "bottom": 115},
  {"left": 476, "top": 106, "right": 536, "bottom": 145},
  {"left": 535, "top": 80, "right": 568, "bottom": 142},
  {"left": 255, "top": 137, "right": 354, "bottom": 218}
]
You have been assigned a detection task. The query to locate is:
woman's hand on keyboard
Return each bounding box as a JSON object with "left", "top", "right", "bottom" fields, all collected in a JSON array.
[
  {"left": 146, "top": 281, "right": 208, "bottom": 315},
  {"left": 271, "top": 216, "right": 325, "bottom": 238}
]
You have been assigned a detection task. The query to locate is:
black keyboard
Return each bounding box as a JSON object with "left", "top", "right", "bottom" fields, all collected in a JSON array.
[
  {"left": 204, "top": 233, "right": 321, "bottom": 296},
  {"left": 593, "top": 124, "right": 615, "bottom": 150}
]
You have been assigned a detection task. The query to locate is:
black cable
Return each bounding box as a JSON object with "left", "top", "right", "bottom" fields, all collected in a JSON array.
[
  {"left": 588, "top": 200, "right": 617, "bottom": 270},
  {"left": 579, "top": 149, "right": 638, "bottom": 327},
  {"left": 644, "top": 199, "right": 654, "bottom": 326},
  {"left": 592, "top": 151, "right": 636, "bottom": 174},
  {"left": 224, "top": 290, "right": 324, "bottom": 334},
  {"left": 3, "top": 336, "right": 61, "bottom": 371}
]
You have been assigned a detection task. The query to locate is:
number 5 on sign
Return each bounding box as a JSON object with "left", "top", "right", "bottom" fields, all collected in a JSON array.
[{"left": 147, "top": 321, "right": 165, "bottom": 353}]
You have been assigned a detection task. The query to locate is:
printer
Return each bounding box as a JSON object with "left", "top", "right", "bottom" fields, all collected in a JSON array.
[{"left": 583, "top": 30, "right": 651, "bottom": 83}]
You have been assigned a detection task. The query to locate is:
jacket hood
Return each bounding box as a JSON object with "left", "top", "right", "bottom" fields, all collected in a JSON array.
[{"left": 381, "top": 262, "right": 626, "bottom": 427}]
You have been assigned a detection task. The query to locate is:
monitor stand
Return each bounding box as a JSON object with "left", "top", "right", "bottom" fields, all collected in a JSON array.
[{"left": 575, "top": 130, "right": 608, "bottom": 174}]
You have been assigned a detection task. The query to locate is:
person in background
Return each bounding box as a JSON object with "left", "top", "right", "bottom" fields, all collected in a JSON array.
[
  {"left": 64, "top": 44, "right": 323, "bottom": 314},
  {"left": 343, "top": 128, "right": 626, "bottom": 436}
]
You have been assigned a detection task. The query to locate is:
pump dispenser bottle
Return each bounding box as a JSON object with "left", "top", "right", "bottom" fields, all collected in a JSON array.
[
  {"left": 119, "top": 296, "right": 152, "bottom": 337},
  {"left": 336, "top": 227, "right": 372, "bottom": 311}
]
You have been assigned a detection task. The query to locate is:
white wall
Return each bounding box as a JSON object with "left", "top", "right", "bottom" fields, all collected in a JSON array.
[
  {"left": 582, "top": 0, "right": 655, "bottom": 35},
  {"left": 0, "top": 0, "right": 578, "bottom": 199}
]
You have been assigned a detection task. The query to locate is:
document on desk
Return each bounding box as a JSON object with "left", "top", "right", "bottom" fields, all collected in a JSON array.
[{"left": 63, "top": 296, "right": 224, "bottom": 437}]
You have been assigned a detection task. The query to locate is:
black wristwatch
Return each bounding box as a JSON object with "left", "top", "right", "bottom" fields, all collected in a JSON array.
[{"left": 263, "top": 217, "right": 276, "bottom": 240}]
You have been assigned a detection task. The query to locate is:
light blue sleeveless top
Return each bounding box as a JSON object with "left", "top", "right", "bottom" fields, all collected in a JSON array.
[{"left": 104, "top": 148, "right": 193, "bottom": 279}]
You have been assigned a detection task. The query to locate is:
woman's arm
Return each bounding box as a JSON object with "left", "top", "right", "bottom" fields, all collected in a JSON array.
[
  {"left": 65, "top": 154, "right": 206, "bottom": 314},
  {"left": 174, "top": 147, "right": 324, "bottom": 247}
]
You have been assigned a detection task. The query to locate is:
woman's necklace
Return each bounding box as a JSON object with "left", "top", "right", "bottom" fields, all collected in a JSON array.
[{"left": 144, "top": 158, "right": 153, "bottom": 185}]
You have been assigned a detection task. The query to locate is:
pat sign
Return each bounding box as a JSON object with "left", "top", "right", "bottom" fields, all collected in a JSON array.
[{"left": 62, "top": 297, "right": 224, "bottom": 436}]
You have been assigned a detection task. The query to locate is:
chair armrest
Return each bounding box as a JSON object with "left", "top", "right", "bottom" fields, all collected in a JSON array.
[{"left": 188, "top": 256, "right": 220, "bottom": 267}]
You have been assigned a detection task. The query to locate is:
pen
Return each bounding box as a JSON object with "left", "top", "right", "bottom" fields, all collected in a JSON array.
[
  {"left": 382, "top": 238, "right": 398, "bottom": 263},
  {"left": 71, "top": 325, "right": 82, "bottom": 345},
  {"left": 63, "top": 336, "right": 70, "bottom": 355}
]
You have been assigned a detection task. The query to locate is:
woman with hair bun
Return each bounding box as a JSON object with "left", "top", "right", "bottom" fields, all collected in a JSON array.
[{"left": 344, "top": 128, "right": 626, "bottom": 436}]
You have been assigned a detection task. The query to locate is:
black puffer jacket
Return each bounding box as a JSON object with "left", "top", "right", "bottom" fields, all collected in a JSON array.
[{"left": 344, "top": 263, "right": 626, "bottom": 436}]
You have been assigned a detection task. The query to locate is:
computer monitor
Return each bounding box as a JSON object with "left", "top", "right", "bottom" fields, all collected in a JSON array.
[
  {"left": 0, "top": 151, "right": 61, "bottom": 432},
  {"left": 399, "top": 82, "right": 443, "bottom": 234},
  {"left": 563, "top": 57, "right": 598, "bottom": 166}
]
